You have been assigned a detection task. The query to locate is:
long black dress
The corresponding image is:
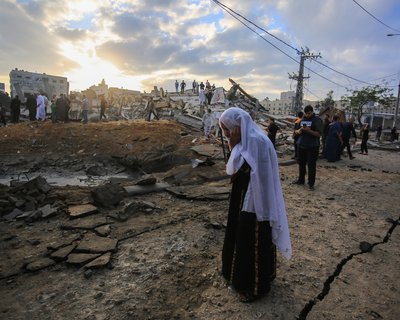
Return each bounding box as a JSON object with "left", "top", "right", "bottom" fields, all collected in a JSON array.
[{"left": 222, "top": 162, "right": 276, "bottom": 296}]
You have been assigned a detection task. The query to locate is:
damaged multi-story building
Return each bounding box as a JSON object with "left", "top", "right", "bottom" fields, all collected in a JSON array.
[{"left": 9, "top": 68, "right": 69, "bottom": 101}]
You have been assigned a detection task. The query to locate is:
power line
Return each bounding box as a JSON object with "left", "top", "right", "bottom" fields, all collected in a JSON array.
[
  {"left": 211, "top": 0, "right": 378, "bottom": 89},
  {"left": 352, "top": 0, "right": 400, "bottom": 33},
  {"left": 211, "top": 0, "right": 349, "bottom": 90}
]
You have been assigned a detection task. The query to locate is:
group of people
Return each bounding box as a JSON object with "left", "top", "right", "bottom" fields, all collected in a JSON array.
[
  {"left": 320, "top": 114, "right": 372, "bottom": 161},
  {"left": 174, "top": 79, "right": 216, "bottom": 106},
  {"left": 3, "top": 93, "right": 72, "bottom": 124}
]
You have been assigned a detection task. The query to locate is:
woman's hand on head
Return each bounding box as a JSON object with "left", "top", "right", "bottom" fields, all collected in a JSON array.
[{"left": 229, "top": 126, "right": 241, "bottom": 150}]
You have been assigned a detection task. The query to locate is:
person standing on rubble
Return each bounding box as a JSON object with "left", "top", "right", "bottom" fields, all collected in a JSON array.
[
  {"left": 99, "top": 95, "right": 107, "bottom": 120},
  {"left": 292, "top": 105, "right": 322, "bottom": 190},
  {"left": 180, "top": 80, "right": 186, "bottom": 94},
  {"left": 145, "top": 96, "right": 159, "bottom": 121},
  {"left": 202, "top": 108, "right": 214, "bottom": 139},
  {"left": 0, "top": 102, "right": 7, "bottom": 126},
  {"left": 292, "top": 111, "right": 303, "bottom": 160},
  {"left": 175, "top": 80, "right": 179, "bottom": 93},
  {"left": 26, "top": 93, "right": 37, "bottom": 121},
  {"left": 36, "top": 92, "right": 46, "bottom": 121},
  {"left": 81, "top": 95, "right": 90, "bottom": 124},
  {"left": 266, "top": 118, "right": 280, "bottom": 149},
  {"left": 10, "top": 95, "right": 21, "bottom": 123},
  {"left": 219, "top": 107, "right": 292, "bottom": 303},
  {"left": 192, "top": 80, "right": 197, "bottom": 94}
]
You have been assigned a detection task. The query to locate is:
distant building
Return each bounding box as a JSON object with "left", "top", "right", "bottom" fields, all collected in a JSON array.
[
  {"left": 9, "top": 68, "right": 69, "bottom": 101},
  {"left": 89, "top": 79, "right": 109, "bottom": 98},
  {"left": 0, "top": 83, "right": 5, "bottom": 93}
]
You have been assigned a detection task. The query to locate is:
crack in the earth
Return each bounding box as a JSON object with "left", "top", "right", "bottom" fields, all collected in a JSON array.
[{"left": 297, "top": 216, "right": 399, "bottom": 320}]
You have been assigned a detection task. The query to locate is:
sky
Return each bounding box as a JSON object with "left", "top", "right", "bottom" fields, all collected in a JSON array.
[{"left": 1, "top": 0, "right": 399, "bottom": 101}]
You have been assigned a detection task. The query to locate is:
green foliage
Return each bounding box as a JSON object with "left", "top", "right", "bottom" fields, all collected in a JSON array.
[{"left": 341, "top": 85, "right": 393, "bottom": 126}]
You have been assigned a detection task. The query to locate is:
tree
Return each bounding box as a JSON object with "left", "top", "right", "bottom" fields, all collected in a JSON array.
[
  {"left": 341, "top": 85, "right": 393, "bottom": 127},
  {"left": 321, "top": 90, "right": 335, "bottom": 109}
]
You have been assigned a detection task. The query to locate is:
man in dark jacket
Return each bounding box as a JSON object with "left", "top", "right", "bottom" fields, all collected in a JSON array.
[
  {"left": 340, "top": 118, "right": 357, "bottom": 159},
  {"left": 10, "top": 95, "right": 21, "bottom": 123},
  {"left": 292, "top": 105, "right": 322, "bottom": 190},
  {"left": 26, "top": 94, "right": 37, "bottom": 121}
]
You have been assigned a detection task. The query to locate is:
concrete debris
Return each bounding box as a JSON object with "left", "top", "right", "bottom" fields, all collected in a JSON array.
[
  {"left": 75, "top": 234, "right": 118, "bottom": 253},
  {"left": 25, "top": 258, "right": 56, "bottom": 272},
  {"left": 66, "top": 253, "right": 101, "bottom": 266},
  {"left": 166, "top": 184, "right": 230, "bottom": 201},
  {"left": 84, "top": 252, "right": 112, "bottom": 269},
  {"left": 68, "top": 203, "right": 98, "bottom": 218},
  {"left": 124, "top": 183, "right": 170, "bottom": 196},
  {"left": 61, "top": 216, "right": 108, "bottom": 230},
  {"left": 91, "top": 183, "right": 126, "bottom": 208},
  {"left": 50, "top": 244, "right": 77, "bottom": 261}
]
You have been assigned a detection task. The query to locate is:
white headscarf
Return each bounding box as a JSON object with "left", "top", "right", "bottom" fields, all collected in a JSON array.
[{"left": 219, "top": 107, "right": 292, "bottom": 260}]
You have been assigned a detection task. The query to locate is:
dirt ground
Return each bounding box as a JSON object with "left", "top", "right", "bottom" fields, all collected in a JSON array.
[{"left": 0, "top": 120, "right": 399, "bottom": 320}]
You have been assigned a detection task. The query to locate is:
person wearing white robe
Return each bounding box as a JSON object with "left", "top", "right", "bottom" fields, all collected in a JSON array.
[
  {"left": 219, "top": 107, "right": 292, "bottom": 302},
  {"left": 36, "top": 93, "right": 46, "bottom": 121}
]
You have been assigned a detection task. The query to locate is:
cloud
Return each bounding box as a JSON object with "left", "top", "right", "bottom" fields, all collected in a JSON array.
[{"left": 0, "top": 0, "right": 399, "bottom": 100}]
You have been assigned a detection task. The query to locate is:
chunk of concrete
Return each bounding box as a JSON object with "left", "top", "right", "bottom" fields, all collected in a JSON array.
[
  {"left": 3, "top": 208, "right": 24, "bottom": 220},
  {"left": 84, "top": 252, "right": 112, "bottom": 269},
  {"left": 91, "top": 183, "right": 126, "bottom": 208},
  {"left": 67, "top": 253, "right": 101, "bottom": 266},
  {"left": 50, "top": 244, "right": 77, "bottom": 261},
  {"left": 75, "top": 234, "right": 118, "bottom": 253},
  {"left": 26, "top": 258, "right": 56, "bottom": 271},
  {"left": 68, "top": 204, "right": 98, "bottom": 218}
]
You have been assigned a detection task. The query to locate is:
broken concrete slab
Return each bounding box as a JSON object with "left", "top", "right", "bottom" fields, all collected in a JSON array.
[
  {"left": 61, "top": 216, "right": 108, "bottom": 231},
  {"left": 3, "top": 208, "right": 24, "bottom": 220},
  {"left": 166, "top": 185, "right": 230, "bottom": 200},
  {"left": 66, "top": 253, "right": 101, "bottom": 266},
  {"left": 190, "top": 145, "right": 224, "bottom": 158},
  {"left": 50, "top": 244, "right": 77, "bottom": 261},
  {"left": 39, "top": 204, "right": 58, "bottom": 218},
  {"left": 75, "top": 234, "right": 118, "bottom": 253},
  {"left": 25, "top": 258, "right": 56, "bottom": 272},
  {"left": 124, "top": 182, "right": 170, "bottom": 196},
  {"left": 68, "top": 204, "right": 98, "bottom": 219},
  {"left": 94, "top": 225, "right": 112, "bottom": 237},
  {"left": 47, "top": 234, "right": 82, "bottom": 251},
  {"left": 91, "top": 183, "right": 126, "bottom": 208},
  {"left": 13, "top": 176, "right": 51, "bottom": 194},
  {"left": 84, "top": 252, "right": 112, "bottom": 269}
]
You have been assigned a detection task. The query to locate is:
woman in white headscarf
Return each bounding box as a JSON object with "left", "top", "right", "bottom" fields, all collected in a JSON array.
[{"left": 219, "top": 107, "right": 292, "bottom": 302}]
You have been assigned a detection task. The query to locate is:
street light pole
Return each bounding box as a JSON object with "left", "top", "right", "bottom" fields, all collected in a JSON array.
[{"left": 394, "top": 82, "right": 400, "bottom": 128}]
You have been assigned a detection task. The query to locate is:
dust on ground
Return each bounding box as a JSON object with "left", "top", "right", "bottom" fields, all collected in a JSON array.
[{"left": 0, "top": 120, "right": 399, "bottom": 320}]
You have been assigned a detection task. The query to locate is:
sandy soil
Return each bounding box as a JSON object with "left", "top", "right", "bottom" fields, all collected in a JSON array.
[{"left": 0, "top": 120, "right": 399, "bottom": 320}]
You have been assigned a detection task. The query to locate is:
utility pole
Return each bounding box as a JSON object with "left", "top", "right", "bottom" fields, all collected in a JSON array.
[
  {"left": 393, "top": 81, "right": 400, "bottom": 128},
  {"left": 288, "top": 48, "right": 321, "bottom": 114}
]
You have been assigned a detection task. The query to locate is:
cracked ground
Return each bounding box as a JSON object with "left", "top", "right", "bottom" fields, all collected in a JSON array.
[{"left": 0, "top": 120, "right": 399, "bottom": 320}]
